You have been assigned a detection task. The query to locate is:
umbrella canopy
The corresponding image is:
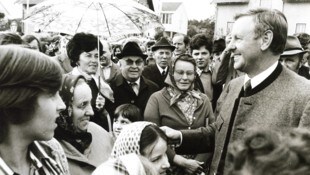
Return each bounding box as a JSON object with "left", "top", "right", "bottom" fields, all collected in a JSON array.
[{"left": 24, "top": 0, "right": 163, "bottom": 37}]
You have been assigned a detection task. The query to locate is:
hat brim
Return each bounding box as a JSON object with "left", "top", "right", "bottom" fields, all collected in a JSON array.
[
  {"left": 151, "top": 46, "right": 175, "bottom": 52},
  {"left": 281, "top": 50, "right": 306, "bottom": 56},
  {"left": 116, "top": 53, "right": 148, "bottom": 60}
]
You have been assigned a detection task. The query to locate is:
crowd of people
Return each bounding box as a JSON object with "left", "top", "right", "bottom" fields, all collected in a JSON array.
[{"left": 0, "top": 7, "right": 310, "bottom": 175}]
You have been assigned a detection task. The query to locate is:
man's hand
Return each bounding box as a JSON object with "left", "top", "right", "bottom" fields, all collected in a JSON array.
[{"left": 160, "top": 126, "right": 182, "bottom": 140}]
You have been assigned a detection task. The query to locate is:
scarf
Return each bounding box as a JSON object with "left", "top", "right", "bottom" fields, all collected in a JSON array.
[
  {"left": 92, "top": 153, "right": 148, "bottom": 175},
  {"left": 164, "top": 74, "right": 201, "bottom": 126},
  {"left": 111, "top": 122, "right": 154, "bottom": 159},
  {"left": 54, "top": 74, "right": 92, "bottom": 153}
]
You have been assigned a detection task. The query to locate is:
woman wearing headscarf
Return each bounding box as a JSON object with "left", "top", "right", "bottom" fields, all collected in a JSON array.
[
  {"left": 66, "top": 32, "right": 115, "bottom": 131},
  {"left": 144, "top": 54, "right": 215, "bottom": 174},
  {"left": 93, "top": 121, "right": 170, "bottom": 175},
  {"left": 54, "top": 74, "right": 114, "bottom": 175},
  {"left": 0, "top": 45, "right": 69, "bottom": 175}
]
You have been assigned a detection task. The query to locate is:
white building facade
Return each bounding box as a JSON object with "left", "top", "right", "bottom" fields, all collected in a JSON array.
[{"left": 214, "top": 0, "right": 310, "bottom": 38}]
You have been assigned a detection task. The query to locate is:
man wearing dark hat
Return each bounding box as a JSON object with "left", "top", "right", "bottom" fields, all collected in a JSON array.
[
  {"left": 142, "top": 37, "right": 175, "bottom": 89},
  {"left": 279, "top": 35, "right": 310, "bottom": 79},
  {"left": 110, "top": 41, "right": 159, "bottom": 117}
]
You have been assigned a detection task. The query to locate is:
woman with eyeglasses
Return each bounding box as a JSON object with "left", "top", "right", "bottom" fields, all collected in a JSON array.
[{"left": 144, "top": 54, "right": 215, "bottom": 174}]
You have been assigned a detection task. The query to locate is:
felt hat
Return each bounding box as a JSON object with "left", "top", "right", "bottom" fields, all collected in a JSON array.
[
  {"left": 151, "top": 37, "right": 175, "bottom": 52},
  {"left": 117, "top": 41, "right": 147, "bottom": 59},
  {"left": 281, "top": 36, "right": 306, "bottom": 56}
]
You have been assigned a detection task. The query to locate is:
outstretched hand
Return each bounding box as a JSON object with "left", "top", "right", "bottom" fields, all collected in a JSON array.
[{"left": 160, "top": 126, "right": 182, "bottom": 140}]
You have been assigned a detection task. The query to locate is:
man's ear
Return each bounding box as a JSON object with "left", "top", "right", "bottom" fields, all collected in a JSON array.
[{"left": 261, "top": 30, "right": 273, "bottom": 51}]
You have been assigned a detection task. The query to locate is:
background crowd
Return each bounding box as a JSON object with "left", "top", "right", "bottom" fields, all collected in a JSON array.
[{"left": 0, "top": 7, "right": 310, "bottom": 175}]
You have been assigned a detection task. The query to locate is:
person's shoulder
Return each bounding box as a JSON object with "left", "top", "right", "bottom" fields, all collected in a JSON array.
[
  {"left": 88, "top": 122, "right": 112, "bottom": 136},
  {"left": 142, "top": 64, "right": 157, "bottom": 74},
  {"left": 143, "top": 76, "right": 159, "bottom": 89},
  {"left": 224, "top": 75, "right": 245, "bottom": 88},
  {"left": 282, "top": 67, "right": 310, "bottom": 87},
  {"left": 40, "top": 138, "right": 63, "bottom": 152}
]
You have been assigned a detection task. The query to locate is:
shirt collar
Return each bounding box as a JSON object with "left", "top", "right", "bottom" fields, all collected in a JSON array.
[
  {"left": 244, "top": 61, "right": 278, "bottom": 88},
  {"left": 156, "top": 64, "right": 168, "bottom": 74},
  {"left": 127, "top": 78, "right": 140, "bottom": 86}
]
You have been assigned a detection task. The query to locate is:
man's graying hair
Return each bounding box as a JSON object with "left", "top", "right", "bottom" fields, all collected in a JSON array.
[{"left": 234, "top": 8, "right": 288, "bottom": 55}]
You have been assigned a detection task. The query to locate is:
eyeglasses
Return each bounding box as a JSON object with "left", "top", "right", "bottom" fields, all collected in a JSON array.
[
  {"left": 174, "top": 70, "right": 195, "bottom": 77},
  {"left": 124, "top": 58, "right": 144, "bottom": 66}
]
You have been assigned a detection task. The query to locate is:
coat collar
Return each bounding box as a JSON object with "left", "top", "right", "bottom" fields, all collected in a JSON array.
[
  {"left": 161, "top": 88, "right": 205, "bottom": 117},
  {"left": 114, "top": 74, "right": 149, "bottom": 92}
]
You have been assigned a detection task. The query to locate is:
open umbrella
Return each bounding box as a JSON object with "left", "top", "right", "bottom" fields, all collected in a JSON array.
[{"left": 24, "top": 0, "right": 163, "bottom": 38}]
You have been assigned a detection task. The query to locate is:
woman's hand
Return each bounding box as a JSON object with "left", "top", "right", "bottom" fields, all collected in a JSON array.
[{"left": 96, "top": 94, "right": 105, "bottom": 111}]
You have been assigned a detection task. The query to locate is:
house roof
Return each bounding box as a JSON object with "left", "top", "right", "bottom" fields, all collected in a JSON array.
[
  {"left": 162, "top": 2, "right": 181, "bottom": 11},
  {"left": 213, "top": 0, "right": 249, "bottom": 4},
  {"left": 15, "top": 0, "right": 45, "bottom": 4}
]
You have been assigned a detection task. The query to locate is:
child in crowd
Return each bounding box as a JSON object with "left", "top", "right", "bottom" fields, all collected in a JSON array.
[{"left": 113, "top": 104, "right": 142, "bottom": 138}]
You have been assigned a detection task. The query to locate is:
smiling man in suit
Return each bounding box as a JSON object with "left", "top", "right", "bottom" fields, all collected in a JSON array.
[{"left": 161, "top": 8, "right": 310, "bottom": 175}]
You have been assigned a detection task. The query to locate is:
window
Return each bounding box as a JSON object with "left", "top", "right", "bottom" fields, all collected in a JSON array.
[
  {"left": 161, "top": 13, "right": 172, "bottom": 24},
  {"left": 296, "top": 23, "right": 306, "bottom": 33},
  {"left": 227, "top": 22, "right": 234, "bottom": 35}
]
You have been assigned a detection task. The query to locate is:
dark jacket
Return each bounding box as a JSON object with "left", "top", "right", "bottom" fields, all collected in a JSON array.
[
  {"left": 142, "top": 64, "right": 168, "bottom": 89},
  {"left": 110, "top": 74, "right": 159, "bottom": 118},
  {"left": 298, "top": 65, "right": 310, "bottom": 79}
]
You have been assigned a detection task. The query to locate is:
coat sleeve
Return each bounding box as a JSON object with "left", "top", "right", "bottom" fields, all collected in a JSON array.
[
  {"left": 176, "top": 125, "right": 216, "bottom": 154},
  {"left": 144, "top": 93, "right": 161, "bottom": 125}
]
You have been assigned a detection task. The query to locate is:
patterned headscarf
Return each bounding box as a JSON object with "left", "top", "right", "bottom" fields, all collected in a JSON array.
[
  {"left": 164, "top": 71, "right": 201, "bottom": 126},
  {"left": 54, "top": 74, "right": 92, "bottom": 153},
  {"left": 111, "top": 122, "right": 154, "bottom": 158},
  {"left": 93, "top": 153, "right": 152, "bottom": 175}
]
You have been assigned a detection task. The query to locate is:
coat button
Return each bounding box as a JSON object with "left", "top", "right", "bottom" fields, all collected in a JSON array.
[{"left": 131, "top": 100, "right": 135, "bottom": 103}]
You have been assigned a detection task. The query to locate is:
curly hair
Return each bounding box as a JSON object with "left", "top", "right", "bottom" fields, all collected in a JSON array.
[
  {"left": 66, "top": 32, "right": 103, "bottom": 67},
  {"left": 189, "top": 34, "right": 213, "bottom": 54}
]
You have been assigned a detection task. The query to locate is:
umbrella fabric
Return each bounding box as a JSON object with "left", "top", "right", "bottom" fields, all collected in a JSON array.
[{"left": 24, "top": 0, "right": 162, "bottom": 37}]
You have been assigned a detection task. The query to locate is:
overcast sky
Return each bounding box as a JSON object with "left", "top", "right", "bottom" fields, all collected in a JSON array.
[
  {"left": 1, "top": 0, "right": 216, "bottom": 20},
  {"left": 182, "top": 0, "right": 216, "bottom": 20}
]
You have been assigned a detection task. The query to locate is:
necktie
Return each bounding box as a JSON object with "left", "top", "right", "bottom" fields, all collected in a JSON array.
[
  {"left": 129, "top": 82, "right": 139, "bottom": 95},
  {"left": 244, "top": 79, "right": 252, "bottom": 96},
  {"left": 162, "top": 70, "right": 166, "bottom": 77}
]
